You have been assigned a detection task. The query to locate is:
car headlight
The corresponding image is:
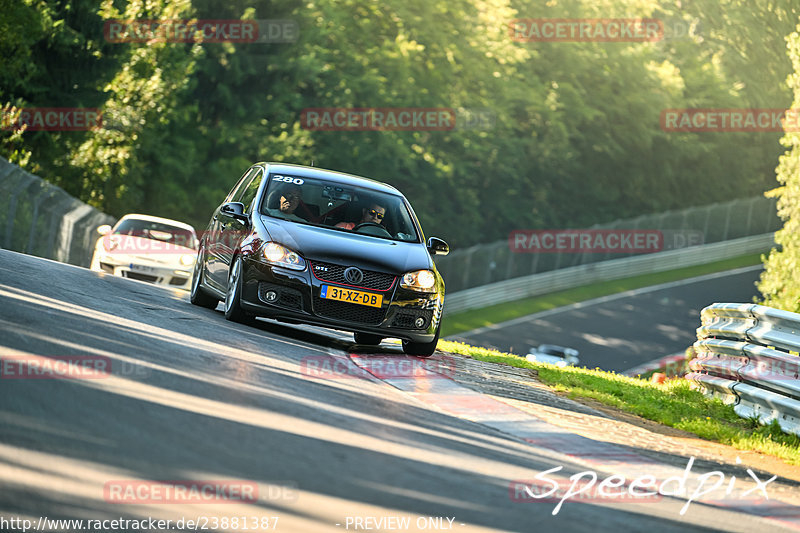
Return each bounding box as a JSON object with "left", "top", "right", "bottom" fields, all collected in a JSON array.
[
  {"left": 400, "top": 269, "right": 437, "bottom": 292},
  {"left": 262, "top": 242, "right": 306, "bottom": 270},
  {"left": 179, "top": 254, "right": 195, "bottom": 267}
]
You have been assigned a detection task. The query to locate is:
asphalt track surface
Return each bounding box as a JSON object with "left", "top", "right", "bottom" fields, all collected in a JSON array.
[
  {"left": 1, "top": 251, "right": 796, "bottom": 532},
  {"left": 448, "top": 266, "right": 763, "bottom": 373}
]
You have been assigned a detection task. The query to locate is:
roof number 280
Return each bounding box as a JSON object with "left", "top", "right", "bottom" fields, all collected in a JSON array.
[{"left": 272, "top": 176, "right": 304, "bottom": 185}]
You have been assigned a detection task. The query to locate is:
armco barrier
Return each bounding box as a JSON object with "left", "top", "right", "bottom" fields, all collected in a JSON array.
[
  {"left": 443, "top": 233, "right": 775, "bottom": 315},
  {"left": 687, "top": 303, "right": 800, "bottom": 437},
  {"left": 436, "top": 195, "right": 780, "bottom": 293},
  {"left": 0, "top": 156, "right": 115, "bottom": 267}
]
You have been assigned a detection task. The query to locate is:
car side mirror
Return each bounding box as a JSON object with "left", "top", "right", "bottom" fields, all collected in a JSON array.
[
  {"left": 427, "top": 237, "right": 449, "bottom": 256},
  {"left": 220, "top": 202, "right": 249, "bottom": 224},
  {"left": 96, "top": 224, "right": 112, "bottom": 236}
]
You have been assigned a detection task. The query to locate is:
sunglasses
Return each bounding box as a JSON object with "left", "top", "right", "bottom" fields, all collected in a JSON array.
[{"left": 368, "top": 209, "right": 385, "bottom": 220}]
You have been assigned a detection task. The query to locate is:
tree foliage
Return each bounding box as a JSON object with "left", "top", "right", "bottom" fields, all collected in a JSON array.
[
  {"left": 757, "top": 22, "right": 800, "bottom": 311},
  {"left": 1, "top": 0, "right": 798, "bottom": 249}
]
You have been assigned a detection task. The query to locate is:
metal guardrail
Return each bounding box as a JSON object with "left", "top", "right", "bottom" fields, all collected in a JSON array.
[
  {"left": 687, "top": 303, "right": 800, "bottom": 437},
  {"left": 444, "top": 233, "right": 775, "bottom": 315},
  {"left": 436, "top": 195, "right": 781, "bottom": 293},
  {"left": 0, "top": 156, "right": 115, "bottom": 267}
]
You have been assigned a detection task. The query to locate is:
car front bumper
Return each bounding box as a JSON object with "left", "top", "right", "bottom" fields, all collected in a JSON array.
[
  {"left": 238, "top": 255, "right": 444, "bottom": 343},
  {"left": 96, "top": 260, "right": 194, "bottom": 290}
]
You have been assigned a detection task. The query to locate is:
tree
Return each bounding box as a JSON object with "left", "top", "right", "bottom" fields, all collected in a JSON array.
[{"left": 757, "top": 19, "right": 800, "bottom": 311}]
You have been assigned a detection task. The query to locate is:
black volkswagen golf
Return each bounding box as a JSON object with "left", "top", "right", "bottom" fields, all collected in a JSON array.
[{"left": 190, "top": 162, "right": 449, "bottom": 356}]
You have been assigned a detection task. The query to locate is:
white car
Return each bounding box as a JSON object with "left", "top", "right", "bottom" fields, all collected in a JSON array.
[
  {"left": 525, "top": 344, "right": 580, "bottom": 368},
  {"left": 90, "top": 214, "right": 198, "bottom": 290}
]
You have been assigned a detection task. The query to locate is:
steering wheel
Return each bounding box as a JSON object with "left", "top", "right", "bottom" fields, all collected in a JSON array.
[{"left": 353, "top": 222, "right": 392, "bottom": 237}]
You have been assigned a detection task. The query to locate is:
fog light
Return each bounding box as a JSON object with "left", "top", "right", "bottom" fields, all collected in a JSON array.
[
  {"left": 414, "top": 317, "right": 426, "bottom": 328},
  {"left": 265, "top": 291, "right": 278, "bottom": 302}
]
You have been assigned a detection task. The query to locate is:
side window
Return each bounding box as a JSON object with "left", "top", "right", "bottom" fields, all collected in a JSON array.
[
  {"left": 238, "top": 168, "right": 264, "bottom": 213},
  {"left": 226, "top": 167, "right": 259, "bottom": 203}
]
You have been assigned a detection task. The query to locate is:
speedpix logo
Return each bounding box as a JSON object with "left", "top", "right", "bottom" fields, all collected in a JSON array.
[{"left": 511, "top": 457, "right": 776, "bottom": 516}]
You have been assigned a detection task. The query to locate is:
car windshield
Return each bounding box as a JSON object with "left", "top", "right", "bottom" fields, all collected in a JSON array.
[
  {"left": 113, "top": 219, "right": 197, "bottom": 249},
  {"left": 538, "top": 346, "right": 565, "bottom": 356},
  {"left": 261, "top": 173, "right": 420, "bottom": 242}
]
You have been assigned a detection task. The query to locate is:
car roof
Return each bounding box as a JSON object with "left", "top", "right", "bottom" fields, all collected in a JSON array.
[
  {"left": 259, "top": 162, "right": 403, "bottom": 196},
  {"left": 116, "top": 214, "right": 197, "bottom": 232}
]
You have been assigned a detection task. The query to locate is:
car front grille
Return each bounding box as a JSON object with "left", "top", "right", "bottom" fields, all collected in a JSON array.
[
  {"left": 123, "top": 272, "right": 158, "bottom": 283},
  {"left": 259, "top": 282, "right": 303, "bottom": 310},
  {"left": 310, "top": 261, "right": 396, "bottom": 291},
  {"left": 312, "top": 296, "right": 386, "bottom": 325},
  {"left": 391, "top": 309, "right": 433, "bottom": 330}
]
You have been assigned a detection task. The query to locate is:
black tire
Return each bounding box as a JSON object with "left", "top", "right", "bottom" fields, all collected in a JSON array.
[
  {"left": 401, "top": 324, "right": 440, "bottom": 357},
  {"left": 190, "top": 244, "right": 219, "bottom": 309},
  {"left": 224, "top": 256, "right": 253, "bottom": 323},
  {"left": 354, "top": 332, "right": 383, "bottom": 345}
]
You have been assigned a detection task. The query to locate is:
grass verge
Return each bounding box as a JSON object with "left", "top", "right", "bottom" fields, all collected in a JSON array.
[
  {"left": 442, "top": 253, "right": 763, "bottom": 337},
  {"left": 438, "top": 340, "right": 800, "bottom": 465}
]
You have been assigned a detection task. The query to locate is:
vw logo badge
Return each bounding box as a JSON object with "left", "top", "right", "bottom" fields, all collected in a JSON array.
[{"left": 343, "top": 267, "right": 364, "bottom": 284}]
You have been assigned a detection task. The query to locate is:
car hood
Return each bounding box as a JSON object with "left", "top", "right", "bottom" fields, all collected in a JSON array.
[
  {"left": 260, "top": 216, "right": 432, "bottom": 274},
  {"left": 99, "top": 235, "right": 196, "bottom": 265}
]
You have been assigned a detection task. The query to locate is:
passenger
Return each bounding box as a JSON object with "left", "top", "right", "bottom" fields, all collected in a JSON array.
[{"left": 335, "top": 202, "right": 386, "bottom": 230}]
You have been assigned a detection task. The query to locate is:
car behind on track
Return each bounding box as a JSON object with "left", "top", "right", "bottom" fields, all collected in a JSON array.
[
  {"left": 525, "top": 344, "right": 580, "bottom": 367},
  {"left": 90, "top": 214, "right": 198, "bottom": 290}
]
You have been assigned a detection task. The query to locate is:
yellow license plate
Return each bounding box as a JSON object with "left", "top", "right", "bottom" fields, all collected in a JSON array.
[{"left": 320, "top": 285, "right": 382, "bottom": 308}]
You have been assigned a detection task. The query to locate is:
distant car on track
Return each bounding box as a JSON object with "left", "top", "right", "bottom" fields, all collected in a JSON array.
[
  {"left": 525, "top": 344, "right": 580, "bottom": 367},
  {"left": 90, "top": 214, "right": 198, "bottom": 290},
  {"left": 190, "top": 162, "right": 449, "bottom": 356}
]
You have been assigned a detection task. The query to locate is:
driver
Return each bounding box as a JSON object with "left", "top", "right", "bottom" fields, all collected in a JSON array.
[
  {"left": 266, "top": 184, "right": 307, "bottom": 222},
  {"left": 335, "top": 202, "right": 386, "bottom": 230}
]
